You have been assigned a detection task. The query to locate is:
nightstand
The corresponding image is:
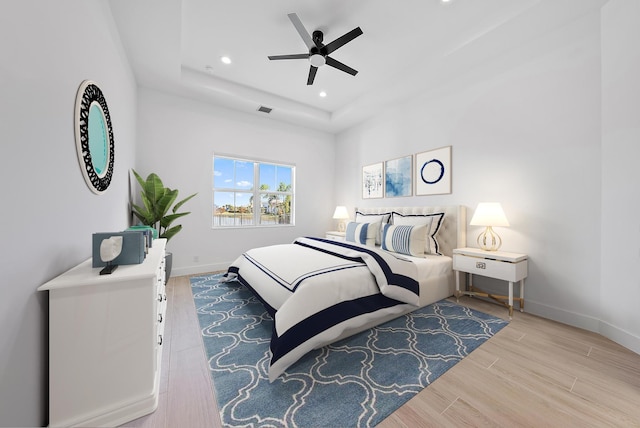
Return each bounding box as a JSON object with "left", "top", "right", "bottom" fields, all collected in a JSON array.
[
  {"left": 325, "top": 231, "right": 346, "bottom": 242},
  {"left": 453, "top": 247, "right": 528, "bottom": 318}
]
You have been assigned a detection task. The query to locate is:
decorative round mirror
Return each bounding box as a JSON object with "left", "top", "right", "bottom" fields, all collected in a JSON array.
[{"left": 74, "top": 80, "right": 114, "bottom": 194}]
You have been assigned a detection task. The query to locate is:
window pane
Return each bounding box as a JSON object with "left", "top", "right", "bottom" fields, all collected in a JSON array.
[
  {"left": 260, "top": 193, "right": 292, "bottom": 225},
  {"left": 235, "top": 161, "right": 253, "bottom": 190},
  {"left": 259, "top": 163, "right": 276, "bottom": 190},
  {"left": 213, "top": 191, "right": 254, "bottom": 226},
  {"left": 213, "top": 157, "right": 253, "bottom": 190},
  {"left": 259, "top": 164, "right": 292, "bottom": 192},
  {"left": 276, "top": 166, "right": 292, "bottom": 190}
]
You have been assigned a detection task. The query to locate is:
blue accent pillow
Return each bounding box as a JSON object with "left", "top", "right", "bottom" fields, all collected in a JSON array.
[
  {"left": 381, "top": 223, "right": 427, "bottom": 257},
  {"left": 345, "top": 222, "right": 376, "bottom": 246},
  {"left": 355, "top": 212, "right": 391, "bottom": 245}
]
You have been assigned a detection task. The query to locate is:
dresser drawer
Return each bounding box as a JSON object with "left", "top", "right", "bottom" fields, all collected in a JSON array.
[{"left": 454, "top": 254, "right": 527, "bottom": 282}]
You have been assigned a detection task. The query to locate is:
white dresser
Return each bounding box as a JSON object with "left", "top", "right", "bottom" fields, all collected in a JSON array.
[{"left": 38, "top": 239, "right": 167, "bottom": 427}]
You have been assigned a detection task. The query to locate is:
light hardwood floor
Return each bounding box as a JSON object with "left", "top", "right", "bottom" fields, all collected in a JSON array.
[{"left": 123, "top": 274, "right": 640, "bottom": 428}]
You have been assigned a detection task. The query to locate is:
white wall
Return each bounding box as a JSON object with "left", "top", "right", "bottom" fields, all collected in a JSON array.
[
  {"left": 0, "top": 1, "right": 137, "bottom": 425},
  {"left": 135, "top": 88, "right": 336, "bottom": 275},
  {"left": 336, "top": 8, "right": 640, "bottom": 349},
  {"left": 600, "top": 0, "right": 640, "bottom": 352}
]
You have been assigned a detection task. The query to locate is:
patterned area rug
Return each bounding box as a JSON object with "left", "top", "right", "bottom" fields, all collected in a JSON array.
[{"left": 190, "top": 273, "right": 508, "bottom": 428}]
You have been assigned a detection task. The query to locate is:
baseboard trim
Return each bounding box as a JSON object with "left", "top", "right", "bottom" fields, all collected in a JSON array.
[
  {"left": 526, "top": 300, "right": 640, "bottom": 355},
  {"left": 171, "top": 262, "right": 230, "bottom": 278},
  {"left": 599, "top": 320, "right": 640, "bottom": 355}
]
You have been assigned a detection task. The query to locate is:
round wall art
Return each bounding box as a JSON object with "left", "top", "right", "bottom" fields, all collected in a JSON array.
[{"left": 74, "top": 80, "right": 114, "bottom": 194}]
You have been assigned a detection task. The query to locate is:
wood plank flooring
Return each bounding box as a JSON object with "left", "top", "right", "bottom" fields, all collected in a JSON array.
[{"left": 123, "top": 273, "right": 640, "bottom": 427}]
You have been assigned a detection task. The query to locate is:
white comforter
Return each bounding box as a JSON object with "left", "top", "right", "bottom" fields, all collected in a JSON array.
[{"left": 225, "top": 237, "right": 426, "bottom": 381}]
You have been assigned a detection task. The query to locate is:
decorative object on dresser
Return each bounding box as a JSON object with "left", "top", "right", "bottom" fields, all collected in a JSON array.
[
  {"left": 415, "top": 145, "right": 452, "bottom": 196},
  {"left": 132, "top": 169, "right": 197, "bottom": 281},
  {"left": 98, "top": 235, "right": 122, "bottom": 275},
  {"left": 332, "top": 205, "right": 350, "bottom": 232},
  {"left": 91, "top": 231, "right": 146, "bottom": 269},
  {"left": 469, "top": 202, "right": 510, "bottom": 251},
  {"left": 453, "top": 247, "right": 528, "bottom": 318},
  {"left": 37, "top": 239, "right": 167, "bottom": 427},
  {"left": 74, "top": 80, "right": 115, "bottom": 194}
]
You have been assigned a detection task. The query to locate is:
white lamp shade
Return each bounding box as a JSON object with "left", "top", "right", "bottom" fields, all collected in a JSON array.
[
  {"left": 332, "top": 206, "right": 350, "bottom": 220},
  {"left": 470, "top": 203, "right": 510, "bottom": 227}
]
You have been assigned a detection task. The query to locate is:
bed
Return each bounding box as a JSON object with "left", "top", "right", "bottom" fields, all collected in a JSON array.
[{"left": 223, "top": 205, "right": 466, "bottom": 381}]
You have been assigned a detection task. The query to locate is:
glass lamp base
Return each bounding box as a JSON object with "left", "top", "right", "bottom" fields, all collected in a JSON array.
[{"left": 477, "top": 226, "right": 502, "bottom": 251}]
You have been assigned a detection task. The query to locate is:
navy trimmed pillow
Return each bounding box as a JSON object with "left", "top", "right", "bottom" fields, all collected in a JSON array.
[
  {"left": 345, "top": 222, "right": 376, "bottom": 246},
  {"left": 381, "top": 223, "right": 427, "bottom": 257},
  {"left": 354, "top": 211, "right": 391, "bottom": 245},
  {"left": 392, "top": 212, "right": 445, "bottom": 255}
]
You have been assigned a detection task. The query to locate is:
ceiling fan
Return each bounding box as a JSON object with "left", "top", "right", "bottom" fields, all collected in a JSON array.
[{"left": 268, "top": 13, "right": 363, "bottom": 85}]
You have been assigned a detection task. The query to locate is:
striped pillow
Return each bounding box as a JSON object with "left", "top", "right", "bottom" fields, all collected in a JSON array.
[
  {"left": 345, "top": 222, "right": 376, "bottom": 246},
  {"left": 392, "top": 212, "right": 445, "bottom": 255},
  {"left": 381, "top": 223, "right": 427, "bottom": 257},
  {"left": 355, "top": 212, "right": 391, "bottom": 245}
]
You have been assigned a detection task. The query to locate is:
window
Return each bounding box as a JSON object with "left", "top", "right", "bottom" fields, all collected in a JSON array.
[{"left": 213, "top": 155, "right": 294, "bottom": 227}]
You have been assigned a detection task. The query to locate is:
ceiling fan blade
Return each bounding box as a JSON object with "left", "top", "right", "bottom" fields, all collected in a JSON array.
[
  {"left": 307, "top": 66, "right": 318, "bottom": 85},
  {"left": 324, "top": 27, "right": 363, "bottom": 54},
  {"left": 287, "top": 13, "right": 315, "bottom": 50},
  {"left": 268, "top": 53, "right": 309, "bottom": 60},
  {"left": 325, "top": 56, "right": 358, "bottom": 76}
]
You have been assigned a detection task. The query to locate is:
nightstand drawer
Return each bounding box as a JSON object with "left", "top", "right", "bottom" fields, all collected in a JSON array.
[
  {"left": 454, "top": 254, "right": 527, "bottom": 282},
  {"left": 325, "top": 231, "right": 346, "bottom": 242}
]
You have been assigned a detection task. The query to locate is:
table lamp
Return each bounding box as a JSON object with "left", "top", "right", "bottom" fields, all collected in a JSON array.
[
  {"left": 470, "top": 202, "right": 509, "bottom": 251},
  {"left": 332, "top": 206, "right": 350, "bottom": 232}
]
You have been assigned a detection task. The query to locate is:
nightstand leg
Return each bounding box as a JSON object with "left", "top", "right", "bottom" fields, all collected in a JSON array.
[
  {"left": 455, "top": 270, "right": 461, "bottom": 302},
  {"left": 520, "top": 279, "right": 525, "bottom": 312},
  {"left": 508, "top": 281, "right": 514, "bottom": 319}
]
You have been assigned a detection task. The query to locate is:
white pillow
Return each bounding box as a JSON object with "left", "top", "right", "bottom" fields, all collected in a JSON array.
[
  {"left": 345, "top": 222, "right": 376, "bottom": 246},
  {"left": 391, "top": 212, "right": 445, "bottom": 255},
  {"left": 354, "top": 212, "right": 391, "bottom": 245},
  {"left": 381, "top": 224, "right": 427, "bottom": 257}
]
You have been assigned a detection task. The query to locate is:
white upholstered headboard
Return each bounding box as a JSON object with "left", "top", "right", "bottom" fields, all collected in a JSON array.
[{"left": 354, "top": 206, "right": 466, "bottom": 257}]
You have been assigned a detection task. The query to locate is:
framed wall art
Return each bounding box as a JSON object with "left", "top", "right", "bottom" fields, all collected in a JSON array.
[
  {"left": 415, "top": 146, "right": 451, "bottom": 196},
  {"left": 385, "top": 155, "right": 412, "bottom": 197},
  {"left": 362, "top": 162, "right": 383, "bottom": 199}
]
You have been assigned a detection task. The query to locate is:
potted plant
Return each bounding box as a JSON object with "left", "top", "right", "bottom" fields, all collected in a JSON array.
[{"left": 131, "top": 169, "right": 197, "bottom": 281}]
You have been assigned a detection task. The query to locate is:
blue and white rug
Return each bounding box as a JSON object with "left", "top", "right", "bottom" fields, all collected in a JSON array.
[{"left": 191, "top": 273, "right": 508, "bottom": 428}]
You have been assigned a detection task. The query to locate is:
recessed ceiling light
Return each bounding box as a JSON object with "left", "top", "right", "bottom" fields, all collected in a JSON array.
[
  {"left": 319, "top": 91, "right": 327, "bottom": 98},
  {"left": 220, "top": 56, "right": 231, "bottom": 65}
]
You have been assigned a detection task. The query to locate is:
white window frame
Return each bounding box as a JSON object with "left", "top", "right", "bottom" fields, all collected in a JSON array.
[{"left": 212, "top": 154, "right": 295, "bottom": 228}]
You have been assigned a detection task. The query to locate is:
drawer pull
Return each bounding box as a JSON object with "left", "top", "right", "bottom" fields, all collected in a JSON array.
[
  {"left": 158, "top": 293, "right": 163, "bottom": 302},
  {"left": 476, "top": 262, "right": 486, "bottom": 269},
  {"left": 158, "top": 313, "right": 163, "bottom": 323},
  {"left": 158, "top": 335, "right": 163, "bottom": 346}
]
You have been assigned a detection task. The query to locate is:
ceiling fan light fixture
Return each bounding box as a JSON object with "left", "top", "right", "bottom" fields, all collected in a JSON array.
[{"left": 309, "top": 54, "right": 326, "bottom": 67}]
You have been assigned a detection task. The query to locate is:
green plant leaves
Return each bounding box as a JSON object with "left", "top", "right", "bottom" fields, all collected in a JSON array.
[{"left": 132, "top": 169, "right": 197, "bottom": 242}]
